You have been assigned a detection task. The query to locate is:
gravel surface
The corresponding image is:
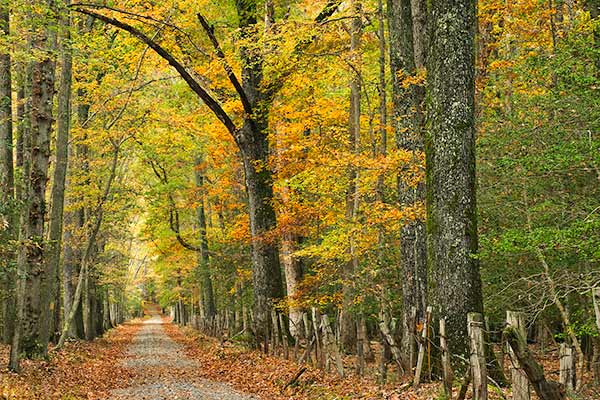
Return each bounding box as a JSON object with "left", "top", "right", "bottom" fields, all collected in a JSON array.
[{"left": 105, "top": 315, "right": 256, "bottom": 400}]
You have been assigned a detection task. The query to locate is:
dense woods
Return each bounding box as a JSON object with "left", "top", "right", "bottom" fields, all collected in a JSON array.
[{"left": 0, "top": 0, "right": 599, "bottom": 399}]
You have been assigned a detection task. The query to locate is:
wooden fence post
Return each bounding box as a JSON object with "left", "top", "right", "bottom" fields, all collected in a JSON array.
[
  {"left": 507, "top": 311, "right": 530, "bottom": 400},
  {"left": 379, "top": 311, "right": 405, "bottom": 375},
  {"left": 414, "top": 306, "right": 432, "bottom": 388},
  {"left": 468, "top": 312, "right": 488, "bottom": 400},
  {"left": 321, "top": 314, "right": 344, "bottom": 377},
  {"left": 440, "top": 318, "right": 453, "bottom": 398},
  {"left": 356, "top": 318, "right": 365, "bottom": 375},
  {"left": 559, "top": 343, "right": 575, "bottom": 392},
  {"left": 311, "top": 307, "right": 323, "bottom": 369},
  {"left": 271, "top": 309, "right": 280, "bottom": 356},
  {"left": 278, "top": 312, "right": 289, "bottom": 360}
]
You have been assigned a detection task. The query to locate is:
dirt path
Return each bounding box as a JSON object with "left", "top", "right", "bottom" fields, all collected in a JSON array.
[{"left": 106, "top": 314, "right": 256, "bottom": 400}]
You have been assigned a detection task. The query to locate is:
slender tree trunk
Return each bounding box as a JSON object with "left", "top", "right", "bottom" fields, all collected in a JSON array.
[
  {"left": 57, "top": 145, "right": 119, "bottom": 349},
  {"left": 340, "top": 0, "right": 363, "bottom": 354},
  {"left": 45, "top": 0, "right": 72, "bottom": 344},
  {"left": 194, "top": 155, "right": 216, "bottom": 320},
  {"left": 376, "top": 0, "right": 387, "bottom": 198},
  {"left": 0, "top": 2, "right": 13, "bottom": 203},
  {"left": 82, "top": 261, "right": 92, "bottom": 340},
  {"left": 426, "top": 0, "right": 483, "bottom": 364},
  {"left": 388, "top": 0, "right": 427, "bottom": 369},
  {"left": 0, "top": 2, "right": 15, "bottom": 345},
  {"left": 8, "top": 74, "right": 33, "bottom": 371}
]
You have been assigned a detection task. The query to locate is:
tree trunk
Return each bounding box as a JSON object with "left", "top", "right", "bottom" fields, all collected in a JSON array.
[
  {"left": 62, "top": 82, "right": 91, "bottom": 341},
  {"left": 8, "top": 73, "right": 33, "bottom": 371},
  {"left": 340, "top": 0, "right": 363, "bottom": 355},
  {"left": 194, "top": 155, "right": 216, "bottom": 320},
  {"left": 57, "top": 145, "right": 119, "bottom": 349},
  {"left": 234, "top": 1, "right": 284, "bottom": 343},
  {"left": 45, "top": 0, "right": 72, "bottom": 344},
  {"left": 0, "top": 2, "right": 13, "bottom": 203},
  {"left": 0, "top": 2, "right": 15, "bottom": 345},
  {"left": 23, "top": 0, "right": 57, "bottom": 358},
  {"left": 281, "top": 232, "right": 303, "bottom": 338},
  {"left": 388, "top": 0, "right": 427, "bottom": 369},
  {"left": 241, "top": 135, "right": 284, "bottom": 341},
  {"left": 426, "top": 0, "right": 483, "bottom": 364},
  {"left": 62, "top": 206, "right": 83, "bottom": 338}
]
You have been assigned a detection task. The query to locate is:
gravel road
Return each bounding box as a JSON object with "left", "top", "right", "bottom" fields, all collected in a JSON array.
[{"left": 106, "top": 315, "right": 256, "bottom": 400}]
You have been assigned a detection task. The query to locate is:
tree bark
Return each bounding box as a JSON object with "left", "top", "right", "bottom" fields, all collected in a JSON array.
[
  {"left": 388, "top": 0, "right": 427, "bottom": 369},
  {"left": 8, "top": 70, "right": 33, "bottom": 371},
  {"left": 426, "top": 0, "right": 483, "bottom": 364},
  {"left": 340, "top": 0, "right": 363, "bottom": 354},
  {"left": 194, "top": 155, "right": 216, "bottom": 320},
  {"left": 234, "top": 0, "right": 284, "bottom": 343},
  {"left": 0, "top": 1, "right": 15, "bottom": 345},
  {"left": 23, "top": 0, "right": 57, "bottom": 358},
  {"left": 0, "top": 1, "right": 13, "bottom": 204},
  {"left": 45, "top": 0, "right": 72, "bottom": 344},
  {"left": 281, "top": 232, "right": 303, "bottom": 338}
]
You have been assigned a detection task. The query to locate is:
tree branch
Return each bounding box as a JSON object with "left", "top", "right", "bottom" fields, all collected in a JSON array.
[
  {"left": 71, "top": 6, "right": 239, "bottom": 139},
  {"left": 145, "top": 154, "right": 203, "bottom": 253},
  {"left": 71, "top": 2, "right": 211, "bottom": 58},
  {"left": 315, "top": 0, "right": 344, "bottom": 23},
  {"left": 196, "top": 13, "right": 253, "bottom": 117},
  {"left": 265, "top": 0, "right": 343, "bottom": 98}
]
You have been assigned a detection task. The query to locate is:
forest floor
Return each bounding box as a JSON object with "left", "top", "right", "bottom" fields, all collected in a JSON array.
[
  {"left": 0, "top": 321, "right": 139, "bottom": 399},
  {"left": 2, "top": 312, "right": 598, "bottom": 400}
]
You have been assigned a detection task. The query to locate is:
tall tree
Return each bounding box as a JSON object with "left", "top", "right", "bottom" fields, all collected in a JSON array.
[
  {"left": 0, "top": 0, "right": 15, "bottom": 344},
  {"left": 340, "top": 0, "right": 363, "bottom": 353},
  {"left": 388, "top": 0, "right": 427, "bottom": 368},
  {"left": 45, "top": 0, "right": 73, "bottom": 344},
  {"left": 426, "top": 0, "right": 483, "bottom": 362},
  {"left": 17, "top": 0, "right": 57, "bottom": 359},
  {"left": 73, "top": 1, "right": 342, "bottom": 342},
  {"left": 0, "top": 0, "right": 13, "bottom": 204},
  {"left": 194, "top": 155, "right": 216, "bottom": 320}
]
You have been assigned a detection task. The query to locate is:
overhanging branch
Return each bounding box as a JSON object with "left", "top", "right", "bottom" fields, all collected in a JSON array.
[
  {"left": 72, "top": 6, "right": 239, "bottom": 138},
  {"left": 197, "top": 13, "right": 253, "bottom": 117}
]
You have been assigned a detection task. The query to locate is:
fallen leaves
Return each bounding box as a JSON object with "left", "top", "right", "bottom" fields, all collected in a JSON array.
[
  {"left": 162, "top": 322, "right": 442, "bottom": 400},
  {"left": 0, "top": 322, "right": 141, "bottom": 400}
]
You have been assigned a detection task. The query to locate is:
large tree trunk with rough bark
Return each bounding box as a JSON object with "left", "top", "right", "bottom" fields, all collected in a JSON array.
[
  {"left": 240, "top": 124, "right": 284, "bottom": 342},
  {"left": 388, "top": 0, "right": 427, "bottom": 369},
  {"left": 234, "top": 1, "right": 284, "bottom": 345},
  {"left": 22, "top": 0, "right": 57, "bottom": 358},
  {"left": 426, "top": 0, "right": 483, "bottom": 364}
]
